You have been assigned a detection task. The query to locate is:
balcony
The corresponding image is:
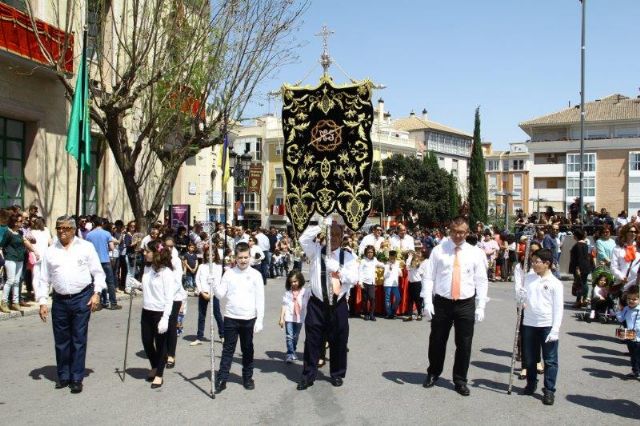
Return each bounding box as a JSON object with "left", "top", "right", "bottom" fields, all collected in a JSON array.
[
  {"left": 532, "top": 163, "right": 565, "bottom": 178},
  {"left": 0, "top": 3, "right": 74, "bottom": 73},
  {"left": 531, "top": 188, "right": 565, "bottom": 202}
]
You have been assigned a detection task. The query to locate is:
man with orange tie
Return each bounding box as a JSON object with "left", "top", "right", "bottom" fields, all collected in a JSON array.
[
  {"left": 296, "top": 216, "right": 358, "bottom": 390},
  {"left": 420, "top": 216, "right": 488, "bottom": 396}
]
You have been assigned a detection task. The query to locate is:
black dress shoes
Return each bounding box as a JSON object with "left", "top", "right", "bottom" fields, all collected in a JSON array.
[
  {"left": 69, "top": 381, "right": 83, "bottom": 394},
  {"left": 243, "top": 378, "right": 255, "bottom": 390},
  {"left": 542, "top": 388, "right": 555, "bottom": 405},
  {"left": 215, "top": 380, "right": 227, "bottom": 393},
  {"left": 423, "top": 374, "right": 438, "bottom": 388},
  {"left": 296, "top": 378, "right": 314, "bottom": 390},
  {"left": 454, "top": 383, "right": 470, "bottom": 396},
  {"left": 55, "top": 380, "right": 69, "bottom": 389},
  {"left": 331, "top": 377, "right": 343, "bottom": 387}
]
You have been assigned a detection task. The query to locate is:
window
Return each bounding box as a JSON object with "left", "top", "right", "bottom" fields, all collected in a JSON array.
[
  {"left": 511, "top": 159, "right": 524, "bottom": 170},
  {"left": 451, "top": 159, "right": 458, "bottom": 177},
  {"left": 240, "top": 192, "right": 260, "bottom": 211},
  {"left": 83, "top": 146, "right": 99, "bottom": 215},
  {"left": 567, "top": 153, "right": 595, "bottom": 173},
  {"left": 513, "top": 174, "right": 522, "bottom": 200},
  {"left": 245, "top": 142, "right": 251, "bottom": 154},
  {"left": 630, "top": 152, "right": 640, "bottom": 171},
  {"left": 274, "top": 168, "right": 284, "bottom": 188},
  {"left": 275, "top": 142, "right": 283, "bottom": 156},
  {"left": 274, "top": 196, "right": 283, "bottom": 206},
  {"left": 185, "top": 156, "right": 196, "bottom": 166},
  {"left": 0, "top": 117, "right": 25, "bottom": 208},
  {"left": 486, "top": 160, "right": 499, "bottom": 171},
  {"left": 567, "top": 177, "right": 595, "bottom": 197},
  {"left": 87, "top": 0, "right": 103, "bottom": 60},
  {"left": 255, "top": 138, "right": 262, "bottom": 161},
  {"left": 512, "top": 202, "right": 523, "bottom": 214},
  {"left": 502, "top": 160, "right": 509, "bottom": 172},
  {"left": 488, "top": 174, "right": 497, "bottom": 199}
]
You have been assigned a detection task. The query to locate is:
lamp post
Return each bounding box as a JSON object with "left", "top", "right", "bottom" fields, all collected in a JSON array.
[
  {"left": 495, "top": 191, "right": 516, "bottom": 231},
  {"left": 380, "top": 175, "right": 387, "bottom": 229},
  {"left": 529, "top": 190, "right": 548, "bottom": 223},
  {"left": 231, "top": 151, "right": 252, "bottom": 226}
]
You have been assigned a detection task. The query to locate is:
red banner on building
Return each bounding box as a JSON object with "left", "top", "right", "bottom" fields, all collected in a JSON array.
[{"left": 247, "top": 164, "right": 263, "bottom": 194}]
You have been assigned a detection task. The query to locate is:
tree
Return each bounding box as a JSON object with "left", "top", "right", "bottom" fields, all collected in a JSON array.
[
  {"left": 468, "top": 107, "right": 487, "bottom": 225},
  {"left": 28, "top": 0, "right": 308, "bottom": 229},
  {"left": 371, "top": 152, "right": 458, "bottom": 228}
]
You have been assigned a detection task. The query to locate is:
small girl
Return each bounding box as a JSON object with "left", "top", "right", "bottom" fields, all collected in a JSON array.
[
  {"left": 279, "top": 270, "right": 310, "bottom": 363},
  {"left": 358, "top": 245, "right": 384, "bottom": 321},
  {"left": 383, "top": 250, "right": 402, "bottom": 319},
  {"left": 589, "top": 269, "right": 615, "bottom": 319},
  {"left": 404, "top": 251, "right": 425, "bottom": 321}
]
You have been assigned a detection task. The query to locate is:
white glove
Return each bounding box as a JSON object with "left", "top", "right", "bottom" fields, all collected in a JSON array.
[
  {"left": 157, "top": 317, "right": 169, "bottom": 334},
  {"left": 253, "top": 321, "right": 263, "bottom": 334},
  {"left": 475, "top": 308, "right": 485, "bottom": 322},
  {"left": 545, "top": 330, "right": 559, "bottom": 343},
  {"left": 422, "top": 303, "right": 434, "bottom": 320},
  {"left": 516, "top": 288, "right": 526, "bottom": 303},
  {"left": 127, "top": 277, "right": 142, "bottom": 290}
]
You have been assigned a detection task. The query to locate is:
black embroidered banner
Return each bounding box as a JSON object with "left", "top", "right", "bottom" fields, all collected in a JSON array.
[{"left": 281, "top": 76, "right": 374, "bottom": 233}]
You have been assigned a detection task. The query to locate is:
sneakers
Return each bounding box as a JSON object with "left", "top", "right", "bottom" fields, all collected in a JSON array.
[
  {"left": 190, "top": 340, "right": 203, "bottom": 346},
  {"left": 0, "top": 302, "right": 10, "bottom": 314}
]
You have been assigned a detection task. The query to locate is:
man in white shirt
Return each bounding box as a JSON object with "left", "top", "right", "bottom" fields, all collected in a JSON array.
[
  {"left": 421, "top": 216, "right": 488, "bottom": 396},
  {"left": 297, "top": 216, "right": 358, "bottom": 390},
  {"left": 255, "top": 228, "right": 271, "bottom": 285},
  {"left": 389, "top": 224, "right": 415, "bottom": 252},
  {"left": 520, "top": 248, "right": 563, "bottom": 405},
  {"left": 211, "top": 242, "right": 264, "bottom": 393},
  {"left": 37, "top": 215, "right": 106, "bottom": 394},
  {"left": 358, "top": 225, "right": 384, "bottom": 255}
]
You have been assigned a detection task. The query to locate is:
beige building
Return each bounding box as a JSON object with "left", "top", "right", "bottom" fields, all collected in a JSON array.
[
  {"left": 482, "top": 142, "right": 531, "bottom": 217},
  {"left": 520, "top": 94, "right": 640, "bottom": 216}
]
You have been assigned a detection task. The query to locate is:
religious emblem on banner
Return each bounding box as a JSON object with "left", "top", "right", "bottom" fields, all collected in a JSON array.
[
  {"left": 281, "top": 75, "right": 374, "bottom": 233},
  {"left": 247, "top": 164, "right": 263, "bottom": 194}
]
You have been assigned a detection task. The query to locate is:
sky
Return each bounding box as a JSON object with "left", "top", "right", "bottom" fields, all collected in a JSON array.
[{"left": 244, "top": 0, "right": 640, "bottom": 150}]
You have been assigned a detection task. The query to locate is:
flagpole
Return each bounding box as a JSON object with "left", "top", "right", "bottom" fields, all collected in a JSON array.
[{"left": 75, "top": 28, "right": 88, "bottom": 218}]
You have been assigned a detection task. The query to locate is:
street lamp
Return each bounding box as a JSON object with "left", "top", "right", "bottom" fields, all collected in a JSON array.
[
  {"left": 495, "top": 191, "right": 517, "bottom": 231},
  {"left": 380, "top": 175, "right": 387, "bottom": 228},
  {"left": 231, "top": 151, "right": 252, "bottom": 225},
  {"left": 529, "top": 190, "right": 548, "bottom": 223}
]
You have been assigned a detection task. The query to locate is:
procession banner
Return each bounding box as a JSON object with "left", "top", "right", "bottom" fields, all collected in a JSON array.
[
  {"left": 248, "top": 164, "right": 263, "bottom": 194},
  {"left": 170, "top": 204, "right": 190, "bottom": 230},
  {"left": 281, "top": 76, "right": 374, "bottom": 233}
]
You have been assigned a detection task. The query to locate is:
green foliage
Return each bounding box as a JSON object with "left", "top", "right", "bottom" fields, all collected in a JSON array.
[
  {"left": 468, "top": 107, "right": 487, "bottom": 225},
  {"left": 371, "top": 152, "right": 460, "bottom": 227}
]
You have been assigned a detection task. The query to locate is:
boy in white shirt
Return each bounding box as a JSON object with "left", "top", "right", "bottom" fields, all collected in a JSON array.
[
  {"left": 520, "top": 248, "right": 563, "bottom": 406},
  {"left": 211, "top": 242, "right": 264, "bottom": 393},
  {"left": 383, "top": 250, "right": 403, "bottom": 319}
]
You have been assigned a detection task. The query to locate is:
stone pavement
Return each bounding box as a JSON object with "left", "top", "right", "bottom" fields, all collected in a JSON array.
[{"left": 1, "top": 276, "right": 638, "bottom": 425}]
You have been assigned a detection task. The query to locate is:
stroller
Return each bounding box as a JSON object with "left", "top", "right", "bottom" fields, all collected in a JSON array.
[{"left": 579, "top": 266, "right": 618, "bottom": 324}]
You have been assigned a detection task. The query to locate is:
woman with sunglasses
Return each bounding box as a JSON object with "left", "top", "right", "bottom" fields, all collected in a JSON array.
[{"left": 611, "top": 223, "right": 640, "bottom": 293}]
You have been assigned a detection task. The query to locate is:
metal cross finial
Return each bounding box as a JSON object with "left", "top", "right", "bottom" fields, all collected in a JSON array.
[{"left": 315, "top": 24, "right": 334, "bottom": 76}]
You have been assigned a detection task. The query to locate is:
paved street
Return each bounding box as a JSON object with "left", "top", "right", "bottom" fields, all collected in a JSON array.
[{"left": 1, "top": 275, "right": 638, "bottom": 425}]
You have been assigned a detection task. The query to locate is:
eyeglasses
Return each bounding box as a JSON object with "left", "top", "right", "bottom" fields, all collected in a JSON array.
[
  {"left": 55, "top": 226, "right": 74, "bottom": 232},
  {"left": 629, "top": 230, "right": 638, "bottom": 233}
]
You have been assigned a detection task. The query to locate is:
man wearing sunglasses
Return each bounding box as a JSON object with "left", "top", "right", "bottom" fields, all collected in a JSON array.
[{"left": 35, "top": 215, "right": 106, "bottom": 394}]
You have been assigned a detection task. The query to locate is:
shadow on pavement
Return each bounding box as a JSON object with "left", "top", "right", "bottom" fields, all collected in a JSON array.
[
  {"left": 582, "top": 355, "right": 629, "bottom": 367},
  {"left": 567, "top": 331, "right": 620, "bottom": 344},
  {"left": 470, "top": 378, "right": 509, "bottom": 394},
  {"left": 176, "top": 371, "right": 213, "bottom": 398},
  {"left": 479, "top": 348, "right": 512, "bottom": 358},
  {"left": 234, "top": 352, "right": 301, "bottom": 384},
  {"left": 577, "top": 345, "right": 627, "bottom": 357},
  {"left": 471, "top": 360, "right": 510, "bottom": 374},
  {"left": 566, "top": 394, "right": 640, "bottom": 420},
  {"left": 381, "top": 371, "right": 423, "bottom": 385},
  {"left": 29, "top": 365, "right": 95, "bottom": 382},
  {"left": 582, "top": 367, "right": 628, "bottom": 380},
  {"left": 122, "top": 367, "right": 150, "bottom": 380}
]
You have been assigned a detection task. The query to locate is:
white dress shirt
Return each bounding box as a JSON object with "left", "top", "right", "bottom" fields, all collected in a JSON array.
[
  {"left": 141, "top": 266, "right": 175, "bottom": 320},
  {"left": 358, "top": 233, "right": 384, "bottom": 255},
  {"left": 212, "top": 266, "right": 264, "bottom": 324},
  {"left": 390, "top": 234, "right": 415, "bottom": 251},
  {"left": 420, "top": 239, "right": 489, "bottom": 308},
  {"left": 522, "top": 271, "right": 563, "bottom": 332},
  {"left": 611, "top": 245, "right": 640, "bottom": 291},
  {"left": 299, "top": 225, "right": 358, "bottom": 301},
  {"left": 256, "top": 232, "right": 271, "bottom": 252},
  {"left": 36, "top": 237, "right": 106, "bottom": 304},
  {"left": 408, "top": 258, "right": 427, "bottom": 283},
  {"left": 282, "top": 287, "right": 311, "bottom": 323},
  {"left": 250, "top": 245, "right": 265, "bottom": 266},
  {"left": 383, "top": 261, "right": 402, "bottom": 287},
  {"left": 359, "top": 257, "right": 383, "bottom": 285},
  {"left": 195, "top": 262, "right": 222, "bottom": 294},
  {"left": 171, "top": 248, "right": 187, "bottom": 302}
]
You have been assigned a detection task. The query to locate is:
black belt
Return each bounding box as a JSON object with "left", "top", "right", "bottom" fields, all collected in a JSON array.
[
  {"left": 434, "top": 294, "right": 474, "bottom": 303},
  {"left": 53, "top": 285, "right": 93, "bottom": 300}
]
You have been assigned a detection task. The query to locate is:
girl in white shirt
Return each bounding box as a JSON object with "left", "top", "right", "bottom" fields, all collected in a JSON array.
[
  {"left": 383, "top": 250, "right": 402, "bottom": 319},
  {"left": 278, "top": 270, "right": 310, "bottom": 363},
  {"left": 190, "top": 247, "right": 223, "bottom": 346},
  {"left": 136, "top": 240, "right": 175, "bottom": 389},
  {"left": 404, "top": 251, "right": 425, "bottom": 321},
  {"left": 520, "top": 248, "right": 563, "bottom": 406},
  {"left": 358, "top": 245, "right": 384, "bottom": 321},
  {"left": 248, "top": 236, "right": 265, "bottom": 269}
]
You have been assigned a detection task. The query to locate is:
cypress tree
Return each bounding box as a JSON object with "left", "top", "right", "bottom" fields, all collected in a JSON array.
[{"left": 468, "top": 107, "right": 487, "bottom": 225}]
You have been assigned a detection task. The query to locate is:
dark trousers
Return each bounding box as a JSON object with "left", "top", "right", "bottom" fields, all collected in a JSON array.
[
  {"left": 522, "top": 325, "right": 559, "bottom": 392},
  {"left": 99, "top": 262, "right": 117, "bottom": 306},
  {"left": 141, "top": 309, "right": 168, "bottom": 377},
  {"left": 197, "top": 295, "right": 224, "bottom": 340},
  {"left": 51, "top": 285, "right": 93, "bottom": 383},
  {"left": 218, "top": 317, "right": 256, "bottom": 382},
  {"left": 408, "top": 281, "right": 423, "bottom": 314},
  {"left": 427, "top": 295, "right": 475, "bottom": 384},
  {"left": 362, "top": 284, "right": 376, "bottom": 316},
  {"left": 167, "top": 301, "right": 182, "bottom": 358},
  {"left": 261, "top": 251, "right": 271, "bottom": 284},
  {"left": 117, "top": 255, "right": 128, "bottom": 290},
  {"left": 627, "top": 341, "right": 640, "bottom": 376},
  {"left": 302, "top": 296, "right": 349, "bottom": 381}
]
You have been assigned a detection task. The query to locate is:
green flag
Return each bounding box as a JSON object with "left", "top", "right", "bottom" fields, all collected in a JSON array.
[{"left": 66, "top": 40, "right": 91, "bottom": 171}]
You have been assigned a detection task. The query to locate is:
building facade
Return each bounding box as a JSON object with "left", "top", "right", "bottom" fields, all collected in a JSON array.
[
  {"left": 520, "top": 94, "right": 640, "bottom": 216},
  {"left": 482, "top": 142, "right": 531, "bottom": 217}
]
